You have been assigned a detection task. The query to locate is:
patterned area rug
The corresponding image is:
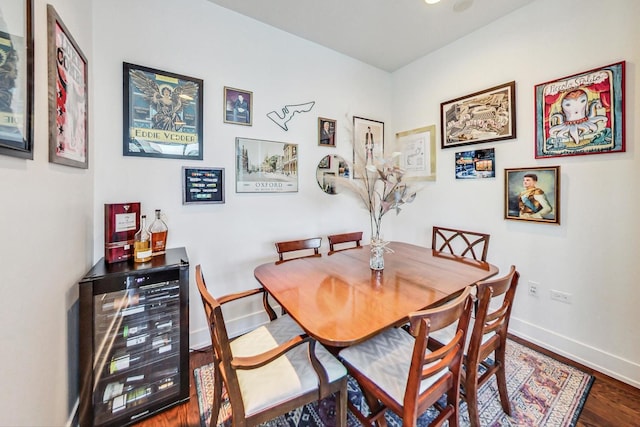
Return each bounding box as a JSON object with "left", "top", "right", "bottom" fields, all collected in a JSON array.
[{"left": 194, "top": 339, "right": 593, "bottom": 427}]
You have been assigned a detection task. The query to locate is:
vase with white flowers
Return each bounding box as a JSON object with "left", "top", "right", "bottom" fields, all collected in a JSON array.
[{"left": 336, "top": 152, "right": 418, "bottom": 270}]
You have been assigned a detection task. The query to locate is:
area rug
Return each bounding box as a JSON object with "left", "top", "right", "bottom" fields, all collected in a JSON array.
[{"left": 194, "top": 339, "right": 593, "bottom": 427}]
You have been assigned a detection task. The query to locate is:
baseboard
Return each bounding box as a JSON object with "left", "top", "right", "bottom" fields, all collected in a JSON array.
[{"left": 510, "top": 316, "right": 640, "bottom": 389}]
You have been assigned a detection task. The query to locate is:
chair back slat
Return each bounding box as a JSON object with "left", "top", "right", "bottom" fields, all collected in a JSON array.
[
  {"left": 328, "top": 232, "right": 363, "bottom": 254},
  {"left": 432, "top": 226, "right": 490, "bottom": 261},
  {"left": 275, "top": 237, "right": 322, "bottom": 263}
]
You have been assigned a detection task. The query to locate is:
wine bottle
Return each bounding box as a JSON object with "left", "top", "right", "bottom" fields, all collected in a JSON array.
[
  {"left": 133, "top": 215, "right": 152, "bottom": 263},
  {"left": 149, "top": 209, "right": 168, "bottom": 256}
]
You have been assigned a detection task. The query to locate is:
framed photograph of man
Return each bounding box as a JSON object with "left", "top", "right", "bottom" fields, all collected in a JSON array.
[
  {"left": 123, "top": 62, "right": 203, "bottom": 160},
  {"left": 504, "top": 166, "right": 560, "bottom": 225},
  {"left": 224, "top": 86, "right": 252, "bottom": 126},
  {"left": 0, "top": 0, "right": 34, "bottom": 160},
  {"left": 534, "top": 61, "right": 625, "bottom": 159},
  {"left": 440, "top": 81, "right": 516, "bottom": 149},
  {"left": 353, "top": 116, "right": 384, "bottom": 178},
  {"left": 318, "top": 117, "right": 336, "bottom": 147}
]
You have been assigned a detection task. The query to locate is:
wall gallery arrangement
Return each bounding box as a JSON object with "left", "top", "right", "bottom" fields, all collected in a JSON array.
[
  {"left": 0, "top": 0, "right": 33, "bottom": 160},
  {"left": 47, "top": 4, "right": 88, "bottom": 169}
]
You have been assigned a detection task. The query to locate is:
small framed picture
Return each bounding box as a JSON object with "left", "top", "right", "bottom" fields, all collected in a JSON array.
[
  {"left": 455, "top": 148, "right": 495, "bottom": 179},
  {"left": 504, "top": 166, "right": 560, "bottom": 224},
  {"left": 47, "top": 5, "right": 88, "bottom": 168},
  {"left": 235, "top": 137, "right": 298, "bottom": 193},
  {"left": 123, "top": 62, "right": 203, "bottom": 160},
  {"left": 318, "top": 117, "right": 336, "bottom": 147},
  {"left": 353, "top": 116, "right": 384, "bottom": 177},
  {"left": 182, "top": 167, "right": 224, "bottom": 204},
  {"left": 440, "top": 81, "right": 516, "bottom": 149},
  {"left": 224, "top": 86, "right": 252, "bottom": 126},
  {"left": 534, "top": 61, "right": 625, "bottom": 159}
]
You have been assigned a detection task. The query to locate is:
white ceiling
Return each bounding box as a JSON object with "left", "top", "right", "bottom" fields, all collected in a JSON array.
[{"left": 206, "top": 0, "right": 535, "bottom": 72}]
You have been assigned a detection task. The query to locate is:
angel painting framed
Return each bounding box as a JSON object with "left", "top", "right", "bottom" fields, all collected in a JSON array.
[{"left": 123, "top": 62, "right": 203, "bottom": 159}]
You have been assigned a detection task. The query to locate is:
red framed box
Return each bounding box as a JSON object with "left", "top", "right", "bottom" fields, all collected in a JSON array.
[{"left": 104, "top": 202, "right": 140, "bottom": 263}]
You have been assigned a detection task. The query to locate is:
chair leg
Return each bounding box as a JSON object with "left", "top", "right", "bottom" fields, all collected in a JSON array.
[
  {"left": 335, "top": 380, "right": 348, "bottom": 427},
  {"left": 495, "top": 347, "right": 512, "bottom": 416},
  {"left": 210, "top": 366, "right": 223, "bottom": 427},
  {"left": 464, "top": 365, "right": 481, "bottom": 427}
]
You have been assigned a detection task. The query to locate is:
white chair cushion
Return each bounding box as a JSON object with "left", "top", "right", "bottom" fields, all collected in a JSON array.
[
  {"left": 429, "top": 317, "right": 495, "bottom": 353},
  {"left": 231, "top": 314, "right": 346, "bottom": 416},
  {"left": 338, "top": 327, "right": 448, "bottom": 406}
]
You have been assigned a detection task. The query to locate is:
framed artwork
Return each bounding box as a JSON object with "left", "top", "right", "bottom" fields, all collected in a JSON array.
[
  {"left": 235, "top": 137, "right": 298, "bottom": 193},
  {"left": 224, "top": 86, "right": 252, "bottom": 126},
  {"left": 440, "top": 81, "right": 516, "bottom": 149},
  {"left": 182, "top": 166, "right": 224, "bottom": 204},
  {"left": 396, "top": 125, "right": 436, "bottom": 182},
  {"left": 123, "top": 62, "right": 203, "bottom": 160},
  {"left": 0, "top": 0, "right": 33, "bottom": 160},
  {"left": 504, "top": 166, "right": 560, "bottom": 225},
  {"left": 455, "top": 148, "right": 495, "bottom": 180},
  {"left": 353, "top": 116, "right": 384, "bottom": 177},
  {"left": 534, "top": 61, "right": 625, "bottom": 159},
  {"left": 318, "top": 117, "right": 336, "bottom": 147},
  {"left": 47, "top": 5, "right": 88, "bottom": 168}
]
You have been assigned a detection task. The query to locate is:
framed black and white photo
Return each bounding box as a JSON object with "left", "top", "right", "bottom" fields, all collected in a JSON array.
[
  {"left": 0, "top": 0, "right": 34, "bottom": 160},
  {"left": 182, "top": 167, "right": 224, "bottom": 204},
  {"left": 123, "top": 62, "right": 203, "bottom": 160},
  {"left": 235, "top": 137, "right": 298, "bottom": 193}
]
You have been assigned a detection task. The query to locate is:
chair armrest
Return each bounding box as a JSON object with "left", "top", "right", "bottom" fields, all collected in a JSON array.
[
  {"left": 218, "top": 287, "right": 278, "bottom": 321},
  {"left": 231, "top": 334, "right": 310, "bottom": 370}
]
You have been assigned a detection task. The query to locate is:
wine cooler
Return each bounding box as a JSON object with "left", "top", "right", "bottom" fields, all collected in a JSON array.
[{"left": 79, "top": 247, "right": 190, "bottom": 426}]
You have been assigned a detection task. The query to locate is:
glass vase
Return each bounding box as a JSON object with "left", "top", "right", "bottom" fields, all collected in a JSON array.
[{"left": 370, "top": 239, "right": 385, "bottom": 271}]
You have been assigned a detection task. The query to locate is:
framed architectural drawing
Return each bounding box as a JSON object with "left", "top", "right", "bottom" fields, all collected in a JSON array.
[
  {"left": 440, "top": 81, "right": 516, "bottom": 149},
  {"left": 47, "top": 5, "right": 88, "bottom": 168},
  {"left": 534, "top": 61, "right": 625, "bottom": 159},
  {"left": 396, "top": 125, "right": 436, "bottom": 181},
  {"left": 235, "top": 137, "right": 298, "bottom": 193},
  {"left": 0, "top": 0, "right": 34, "bottom": 159},
  {"left": 123, "top": 62, "right": 203, "bottom": 160},
  {"left": 504, "top": 166, "right": 560, "bottom": 225}
]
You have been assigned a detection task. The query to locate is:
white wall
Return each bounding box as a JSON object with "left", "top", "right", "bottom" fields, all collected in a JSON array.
[
  {"left": 91, "top": 0, "right": 391, "bottom": 360},
  {"left": 391, "top": 0, "right": 639, "bottom": 387},
  {"left": 0, "top": 0, "right": 93, "bottom": 425}
]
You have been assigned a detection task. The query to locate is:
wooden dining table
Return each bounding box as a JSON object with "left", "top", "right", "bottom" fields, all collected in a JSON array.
[{"left": 253, "top": 241, "right": 498, "bottom": 348}]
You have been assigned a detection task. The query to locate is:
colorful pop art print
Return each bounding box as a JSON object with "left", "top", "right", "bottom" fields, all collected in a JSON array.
[{"left": 535, "top": 61, "right": 625, "bottom": 159}]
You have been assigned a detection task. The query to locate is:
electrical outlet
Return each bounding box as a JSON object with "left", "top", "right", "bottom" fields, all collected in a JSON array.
[
  {"left": 550, "top": 289, "right": 572, "bottom": 304},
  {"left": 528, "top": 281, "right": 539, "bottom": 297}
]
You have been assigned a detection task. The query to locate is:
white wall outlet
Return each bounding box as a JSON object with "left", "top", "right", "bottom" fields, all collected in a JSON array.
[
  {"left": 528, "top": 281, "right": 539, "bottom": 297},
  {"left": 550, "top": 289, "right": 572, "bottom": 304}
]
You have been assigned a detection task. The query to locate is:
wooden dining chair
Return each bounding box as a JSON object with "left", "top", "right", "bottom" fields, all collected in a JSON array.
[
  {"left": 274, "top": 237, "right": 322, "bottom": 264},
  {"left": 429, "top": 265, "right": 520, "bottom": 427},
  {"left": 431, "top": 226, "right": 490, "bottom": 262},
  {"left": 195, "top": 265, "right": 348, "bottom": 427},
  {"left": 339, "top": 287, "right": 473, "bottom": 427},
  {"left": 328, "top": 231, "right": 363, "bottom": 254}
]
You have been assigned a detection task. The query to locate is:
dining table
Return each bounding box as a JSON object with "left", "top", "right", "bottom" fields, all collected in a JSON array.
[{"left": 253, "top": 241, "right": 499, "bottom": 348}]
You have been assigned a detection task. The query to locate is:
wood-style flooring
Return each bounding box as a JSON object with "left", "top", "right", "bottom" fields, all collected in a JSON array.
[{"left": 133, "top": 336, "right": 640, "bottom": 427}]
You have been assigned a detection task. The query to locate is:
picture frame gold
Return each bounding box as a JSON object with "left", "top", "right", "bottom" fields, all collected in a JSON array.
[
  {"left": 504, "top": 166, "right": 560, "bottom": 225},
  {"left": 395, "top": 125, "right": 436, "bottom": 182}
]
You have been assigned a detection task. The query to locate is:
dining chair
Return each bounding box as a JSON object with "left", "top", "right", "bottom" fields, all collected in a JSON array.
[
  {"left": 195, "top": 265, "right": 348, "bottom": 427},
  {"left": 274, "top": 237, "right": 322, "bottom": 264},
  {"left": 327, "top": 231, "right": 363, "bottom": 254},
  {"left": 431, "top": 226, "right": 490, "bottom": 262},
  {"left": 429, "top": 265, "right": 520, "bottom": 427},
  {"left": 339, "top": 287, "right": 473, "bottom": 427}
]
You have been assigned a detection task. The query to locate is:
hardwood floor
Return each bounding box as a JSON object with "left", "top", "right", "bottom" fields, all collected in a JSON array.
[{"left": 133, "top": 339, "right": 640, "bottom": 427}]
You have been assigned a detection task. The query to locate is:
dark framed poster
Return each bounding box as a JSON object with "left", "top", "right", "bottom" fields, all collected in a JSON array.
[
  {"left": 47, "top": 4, "right": 88, "bottom": 168},
  {"left": 124, "top": 62, "right": 203, "bottom": 160},
  {"left": 0, "top": 0, "right": 34, "bottom": 159},
  {"left": 182, "top": 167, "right": 224, "bottom": 204}
]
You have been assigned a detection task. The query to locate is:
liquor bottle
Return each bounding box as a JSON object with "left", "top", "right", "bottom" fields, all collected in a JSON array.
[
  {"left": 149, "top": 209, "right": 168, "bottom": 256},
  {"left": 133, "top": 215, "right": 152, "bottom": 263}
]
